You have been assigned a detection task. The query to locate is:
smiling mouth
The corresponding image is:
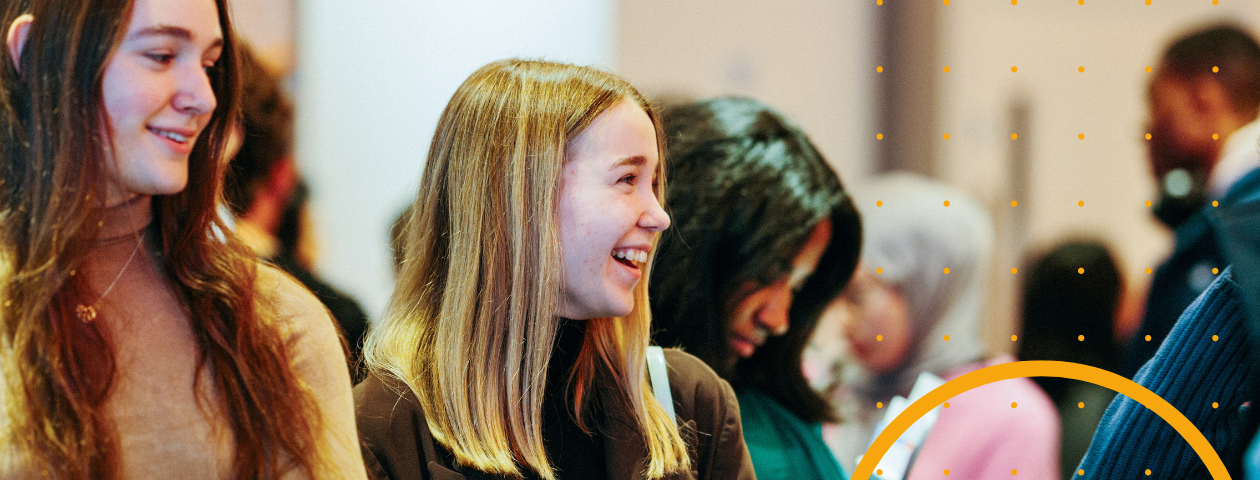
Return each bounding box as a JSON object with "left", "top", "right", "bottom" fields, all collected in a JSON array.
[
  {"left": 148, "top": 126, "right": 192, "bottom": 144},
  {"left": 612, "top": 248, "right": 648, "bottom": 269}
]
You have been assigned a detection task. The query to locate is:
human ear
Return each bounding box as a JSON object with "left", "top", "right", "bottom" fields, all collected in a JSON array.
[{"left": 6, "top": 14, "right": 32, "bottom": 73}]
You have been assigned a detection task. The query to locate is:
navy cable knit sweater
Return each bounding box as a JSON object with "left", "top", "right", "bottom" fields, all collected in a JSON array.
[{"left": 1076, "top": 268, "right": 1258, "bottom": 479}]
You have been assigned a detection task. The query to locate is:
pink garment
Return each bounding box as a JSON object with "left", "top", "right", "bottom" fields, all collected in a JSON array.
[{"left": 906, "top": 355, "right": 1060, "bottom": 480}]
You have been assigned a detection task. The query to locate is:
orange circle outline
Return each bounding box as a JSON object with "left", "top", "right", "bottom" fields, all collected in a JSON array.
[{"left": 851, "top": 361, "right": 1230, "bottom": 480}]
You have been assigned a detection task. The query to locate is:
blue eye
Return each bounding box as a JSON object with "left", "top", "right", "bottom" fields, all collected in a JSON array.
[{"left": 620, "top": 174, "right": 636, "bottom": 185}]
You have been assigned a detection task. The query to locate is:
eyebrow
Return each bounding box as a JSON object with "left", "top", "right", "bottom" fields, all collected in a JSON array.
[
  {"left": 130, "top": 25, "right": 224, "bottom": 49},
  {"left": 610, "top": 156, "right": 647, "bottom": 170}
]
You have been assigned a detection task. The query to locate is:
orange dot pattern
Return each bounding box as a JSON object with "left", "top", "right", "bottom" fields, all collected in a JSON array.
[
  {"left": 944, "top": 335, "right": 952, "bottom": 341},
  {"left": 1011, "top": 335, "right": 1018, "bottom": 341},
  {"left": 944, "top": 268, "right": 951, "bottom": 274},
  {"left": 944, "top": 200, "right": 951, "bottom": 207}
]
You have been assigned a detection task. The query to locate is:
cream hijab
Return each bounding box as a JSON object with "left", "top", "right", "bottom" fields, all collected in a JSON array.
[{"left": 824, "top": 173, "right": 994, "bottom": 471}]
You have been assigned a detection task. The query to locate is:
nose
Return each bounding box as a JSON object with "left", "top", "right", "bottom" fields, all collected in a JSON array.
[
  {"left": 638, "top": 194, "right": 670, "bottom": 232},
  {"left": 173, "top": 64, "right": 217, "bottom": 117},
  {"left": 756, "top": 284, "right": 792, "bottom": 337}
]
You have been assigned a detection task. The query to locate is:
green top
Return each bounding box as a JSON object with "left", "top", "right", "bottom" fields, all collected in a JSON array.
[{"left": 737, "top": 388, "right": 847, "bottom": 480}]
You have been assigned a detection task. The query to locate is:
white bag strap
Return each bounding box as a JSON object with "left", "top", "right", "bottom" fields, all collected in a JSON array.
[{"left": 646, "top": 346, "right": 677, "bottom": 424}]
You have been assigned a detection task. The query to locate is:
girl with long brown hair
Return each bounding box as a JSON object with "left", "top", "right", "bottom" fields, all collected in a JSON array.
[
  {"left": 0, "top": 0, "right": 367, "bottom": 478},
  {"left": 356, "top": 59, "right": 755, "bottom": 480}
]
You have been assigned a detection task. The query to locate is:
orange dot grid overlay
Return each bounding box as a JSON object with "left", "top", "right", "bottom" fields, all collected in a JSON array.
[{"left": 850, "top": 361, "right": 1230, "bottom": 480}]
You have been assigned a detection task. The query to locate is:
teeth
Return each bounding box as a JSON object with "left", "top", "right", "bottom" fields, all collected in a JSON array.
[
  {"left": 153, "top": 129, "right": 189, "bottom": 143},
  {"left": 611, "top": 249, "right": 649, "bottom": 264}
]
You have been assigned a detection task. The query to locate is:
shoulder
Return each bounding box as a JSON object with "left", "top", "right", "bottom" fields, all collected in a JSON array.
[
  {"left": 661, "top": 349, "right": 739, "bottom": 419},
  {"left": 354, "top": 373, "right": 424, "bottom": 431},
  {"left": 256, "top": 264, "right": 331, "bottom": 330},
  {"left": 354, "top": 373, "right": 429, "bottom": 480},
  {"left": 255, "top": 265, "right": 345, "bottom": 353}
]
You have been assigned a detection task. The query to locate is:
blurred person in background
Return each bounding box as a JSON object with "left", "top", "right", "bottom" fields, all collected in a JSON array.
[
  {"left": 1125, "top": 24, "right": 1260, "bottom": 377},
  {"left": 1016, "top": 241, "right": 1123, "bottom": 480},
  {"left": 824, "top": 174, "right": 1059, "bottom": 480},
  {"left": 224, "top": 45, "right": 369, "bottom": 381},
  {"left": 650, "top": 97, "right": 862, "bottom": 480}
]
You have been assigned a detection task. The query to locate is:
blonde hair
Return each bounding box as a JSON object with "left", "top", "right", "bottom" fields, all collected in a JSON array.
[{"left": 363, "top": 59, "right": 690, "bottom": 479}]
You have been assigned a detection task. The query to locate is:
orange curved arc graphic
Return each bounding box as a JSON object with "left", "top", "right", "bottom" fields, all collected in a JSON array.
[{"left": 851, "top": 360, "right": 1230, "bottom": 480}]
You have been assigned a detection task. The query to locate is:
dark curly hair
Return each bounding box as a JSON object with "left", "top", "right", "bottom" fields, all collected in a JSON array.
[{"left": 651, "top": 97, "right": 861, "bottom": 422}]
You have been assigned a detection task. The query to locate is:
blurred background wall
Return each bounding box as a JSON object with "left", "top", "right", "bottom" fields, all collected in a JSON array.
[{"left": 231, "top": 0, "right": 1260, "bottom": 348}]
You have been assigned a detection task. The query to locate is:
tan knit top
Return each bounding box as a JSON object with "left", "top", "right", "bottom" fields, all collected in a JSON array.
[{"left": 5, "top": 195, "right": 367, "bottom": 479}]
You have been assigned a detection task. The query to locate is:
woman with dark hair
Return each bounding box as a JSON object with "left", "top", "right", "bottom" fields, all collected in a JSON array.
[
  {"left": 0, "top": 0, "right": 366, "bottom": 478},
  {"left": 1017, "top": 241, "right": 1123, "bottom": 480},
  {"left": 650, "top": 97, "right": 862, "bottom": 480}
]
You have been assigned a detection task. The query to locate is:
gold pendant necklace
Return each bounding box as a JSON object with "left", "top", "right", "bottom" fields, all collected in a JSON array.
[{"left": 76, "top": 231, "right": 144, "bottom": 323}]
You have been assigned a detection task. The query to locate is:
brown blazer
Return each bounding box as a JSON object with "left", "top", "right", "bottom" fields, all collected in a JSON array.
[{"left": 354, "top": 348, "right": 756, "bottom": 480}]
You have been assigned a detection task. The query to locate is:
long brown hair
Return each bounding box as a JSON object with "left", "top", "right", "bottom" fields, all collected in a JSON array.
[
  {"left": 364, "top": 59, "right": 690, "bottom": 479},
  {"left": 0, "top": 0, "right": 325, "bottom": 478}
]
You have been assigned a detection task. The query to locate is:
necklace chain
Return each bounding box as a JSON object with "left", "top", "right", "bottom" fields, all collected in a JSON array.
[{"left": 76, "top": 231, "right": 145, "bottom": 323}]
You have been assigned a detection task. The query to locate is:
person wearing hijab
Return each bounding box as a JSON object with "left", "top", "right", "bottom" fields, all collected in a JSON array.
[{"left": 823, "top": 174, "right": 1060, "bottom": 480}]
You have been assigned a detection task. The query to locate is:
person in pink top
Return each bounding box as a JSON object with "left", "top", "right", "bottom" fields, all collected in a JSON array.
[{"left": 813, "top": 174, "right": 1060, "bottom": 480}]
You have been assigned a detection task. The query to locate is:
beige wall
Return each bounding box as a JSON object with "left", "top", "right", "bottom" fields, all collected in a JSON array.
[{"left": 616, "top": 0, "right": 878, "bottom": 181}]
